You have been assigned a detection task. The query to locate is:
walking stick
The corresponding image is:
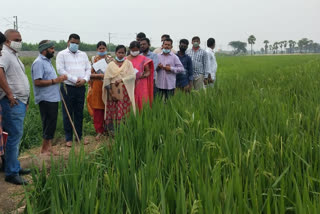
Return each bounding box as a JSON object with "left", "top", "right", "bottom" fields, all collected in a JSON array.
[{"left": 60, "top": 86, "right": 81, "bottom": 144}]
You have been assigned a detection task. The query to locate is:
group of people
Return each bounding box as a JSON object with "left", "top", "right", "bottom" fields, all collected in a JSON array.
[{"left": 0, "top": 30, "right": 217, "bottom": 185}]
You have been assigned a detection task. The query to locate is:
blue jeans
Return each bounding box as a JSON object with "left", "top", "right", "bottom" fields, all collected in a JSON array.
[
  {"left": 0, "top": 97, "right": 26, "bottom": 176},
  {"left": 60, "top": 84, "right": 85, "bottom": 142}
]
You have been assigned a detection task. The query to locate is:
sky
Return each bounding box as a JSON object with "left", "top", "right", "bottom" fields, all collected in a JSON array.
[{"left": 0, "top": 0, "right": 319, "bottom": 51}]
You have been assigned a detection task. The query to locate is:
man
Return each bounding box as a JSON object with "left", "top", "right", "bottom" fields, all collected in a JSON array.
[
  {"left": 56, "top": 34, "right": 91, "bottom": 147},
  {"left": 136, "top": 32, "right": 146, "bottom": 42},
  {"left": 140, "top": 38, "right": 159, "bottom": 97},
  {"left": 0, "top": 31, "right": 6, "bottom": 172},
  {"left": 153, "top": 34, "right": 176, "bottom": 54},
  {"left": 0, "top": 29, "right": 31, "bottom": 185},
  {"left": 187, "top": 36, "right": 208, "bottom": 90},
  {"left": 156, "top": 38, "right": 184, "bottom": 100},
  {"left": 31, "top": 40, "right": 67, "bottom": 155},
  {"left": 205, "top": 38, "right": 218, "bottom": 87},
  {"left": 176, "top": 39, "right": 193, "bottom": 92}
]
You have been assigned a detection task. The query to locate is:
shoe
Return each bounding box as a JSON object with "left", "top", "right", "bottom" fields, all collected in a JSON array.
[
  {"left": 19, "top": 168, "right": 31, "bottom": 175},
  {"left": 5, "top": 175, "right": 28, "bottom": 185}
]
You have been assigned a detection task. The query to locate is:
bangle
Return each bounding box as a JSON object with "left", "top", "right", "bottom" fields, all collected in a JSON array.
[{"left": 52, "top": 79, "right": 54, "bottom": 84}]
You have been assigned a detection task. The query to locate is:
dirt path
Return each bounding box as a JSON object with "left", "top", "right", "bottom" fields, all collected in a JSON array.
[{"left": 0, "top": 136, "right": 106, "bottom": 214}]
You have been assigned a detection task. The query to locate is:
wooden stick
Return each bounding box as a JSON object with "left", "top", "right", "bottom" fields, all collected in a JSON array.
[{"left": 59, "top": 88, "right": 81, "bottom": 144}]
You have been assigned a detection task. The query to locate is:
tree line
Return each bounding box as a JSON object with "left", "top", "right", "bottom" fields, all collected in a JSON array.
[{"left": 229, "top": 35, "right": 320, "bottom": 55}]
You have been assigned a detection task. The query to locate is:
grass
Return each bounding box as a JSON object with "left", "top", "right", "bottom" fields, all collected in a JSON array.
[{"left": 20, "top": 55, "right": 320, "bottom": 213}]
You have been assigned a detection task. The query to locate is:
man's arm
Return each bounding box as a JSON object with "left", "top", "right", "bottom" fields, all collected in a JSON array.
[
  {"left": 187, "top": 57, "right": 193, "bottom": 84},
  {"left": 169, "top": 55, "right": 184, "bottom": 74},
  {"left": 0, "top": 67, "right": 18, "bottom": 106},
  {"left": 56, "top": 52, "right": 78, "bottom": 84},
  {"left": 203, "top": 51, "right": 209, "bottom": 78}
]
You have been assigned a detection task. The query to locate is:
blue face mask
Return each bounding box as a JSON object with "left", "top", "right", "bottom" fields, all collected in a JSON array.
[
  {"left": 69, "top": 43, "right": 79, "bottom": 53},
  {"left": 115, "top": 56, "right": 125, "bottom": 62},
  {"left": 98, "top": 51, "right": 108, "bottom": 56},
  {"left": 163, "top": 49, "right": 171, "bottom": 54}
]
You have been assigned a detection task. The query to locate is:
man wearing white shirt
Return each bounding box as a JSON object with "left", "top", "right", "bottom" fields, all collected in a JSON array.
[
  {"left": 56, "top": 34, "right": 91, "bottom": 147},
  {"left": 205, "top": 38, "right": 218, "bottom": 87}
]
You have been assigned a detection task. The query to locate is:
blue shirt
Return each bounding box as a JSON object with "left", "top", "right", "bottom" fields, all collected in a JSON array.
[
  {"left": 31, "top": 55, "right": 60, "bottom": 104},
  {"left": 176, "top": 52, "right": 193, "bottom": 88},
  {"left": 141, "top": 51, "right": 159, "bottom": 80}
]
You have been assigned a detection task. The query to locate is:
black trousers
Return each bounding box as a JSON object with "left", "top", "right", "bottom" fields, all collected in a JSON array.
[
  {"left": 60, "top": 84, "right": 85, "bottom": 142},
  {"left": 39, "top": 101, "right": 58, "bottom": 140},
  {"left": 158, "top": 88, "right": 175, "bottom": 101}
]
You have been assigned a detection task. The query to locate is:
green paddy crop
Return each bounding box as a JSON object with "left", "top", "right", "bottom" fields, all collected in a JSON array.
[{"left": 24, "top": 55, "right": 320, "bottom": 213}]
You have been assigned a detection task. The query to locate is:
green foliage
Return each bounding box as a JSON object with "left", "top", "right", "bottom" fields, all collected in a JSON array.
[
  {"left": 23, "top": 55, "right": 320, "bottom": 213},
  {"left": 228, "top": 41, "right": 247, "bottom": 55}
]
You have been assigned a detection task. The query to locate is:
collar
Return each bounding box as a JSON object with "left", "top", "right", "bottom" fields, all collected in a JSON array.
[
  {"left": 3, "top": 44, "right": 17, "bottom": 55},
  {"left": 192, "top": 47, "right": 201, "bottom": 51},
  {"left": 39, "top": 54, "right": 51, "bottom": 61}
]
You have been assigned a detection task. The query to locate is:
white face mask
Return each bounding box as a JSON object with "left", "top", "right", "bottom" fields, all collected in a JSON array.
[
  {"left": 10, "top": 41, "right": 22, "bottom": 52},
  {"left": 130, "top": 51, "right": 140, "bottom": 57}
]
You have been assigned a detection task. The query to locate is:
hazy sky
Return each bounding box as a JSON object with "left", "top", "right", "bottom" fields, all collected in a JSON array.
[{"left": 1, "top": 0, "right": 319, "bottom": 50}]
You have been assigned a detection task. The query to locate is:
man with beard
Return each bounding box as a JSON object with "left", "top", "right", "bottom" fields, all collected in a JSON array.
[
  {"left": 31, "top": 40, "right": 67, "bottom": 155},
  {"left": 140, "top": 38, "right": 159, "bottom": 96},
  {"left": 0, "top": 29, "right": 30, "bottom": 185},
  {"left": 176, "top": 39, "right": 193, "bottom": 92}
]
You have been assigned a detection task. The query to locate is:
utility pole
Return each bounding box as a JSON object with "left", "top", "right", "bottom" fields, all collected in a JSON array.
[
  {"left": 108, "top": 33, "right": 111, "bottom": 45},
  {"left": 13, "top": 16, "right": 18, "bottom": 30}
]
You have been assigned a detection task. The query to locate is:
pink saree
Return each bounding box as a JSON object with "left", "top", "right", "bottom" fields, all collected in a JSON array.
[{"left": 129, "top": 55, "right": 154, "bottom": 111}]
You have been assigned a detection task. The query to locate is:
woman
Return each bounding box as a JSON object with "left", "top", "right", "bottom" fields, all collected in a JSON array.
[
  {"left": 127, "top": 41, "right": 154, "bottom": 111},
  {"left": 87, "top": 41, "right": 113, "bottom": 140},
  {"left": 102, "top": 45, "right": 136, "bottom": 135}
]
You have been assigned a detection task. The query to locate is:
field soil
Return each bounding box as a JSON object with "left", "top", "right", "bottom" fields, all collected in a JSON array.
[{"left": 0, "top": 136, "right": 106, "bottom": 214}]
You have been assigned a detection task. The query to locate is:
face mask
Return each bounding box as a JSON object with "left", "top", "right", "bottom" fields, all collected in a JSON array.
[
  {"left": 179, "top": 47, "right": 187, "bottom": 53},
  {"left": 115, "top": 56, "right": 125, "bottom": 62},
  {"left": 130, "top": 51, "right": 140, "bottom": 57},
  {"left": 193, "top": 42, "right": 199, "bottom": 48},
  {"left": 163, "top": 49, "right": 171, "bottom": 54},
  {"left": 46, "top": 52, "right": 55, "bottom": 59},
  {"left": 98, "top": 51, "right": 107, "bottom": 56},
  {"left": 69, "top": 43, "right": 79, "bottom": 53},
  {"left": 10, "top": 41, "right": 22, "bottom": 52}
]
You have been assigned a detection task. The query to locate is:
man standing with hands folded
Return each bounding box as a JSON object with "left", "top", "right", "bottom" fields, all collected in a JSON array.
[
  {"left": 31, "top": 40, "right": 67, "bottom": 155},
  {"left": 156, "top": 38, "right": 184, "bottom": 100},
  {"left": 56, "top": 34, "right": 91, "bottom": 147},
  {"left": 0, "top": 29, "right": 30, "bottom": 185}
]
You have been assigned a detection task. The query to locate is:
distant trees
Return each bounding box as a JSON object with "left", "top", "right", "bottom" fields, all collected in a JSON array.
[
  {"left": 264, "top": 40, "right": 269, "bottom": 54},
  {"left": 229, "top": 41, "right": 247, "bottom": 55},
  {"left": 260, "top": 38, "right": 319, "bottom": 54},
  {"left": 248, "top": 35, "right": 256, "bottom": 55}
]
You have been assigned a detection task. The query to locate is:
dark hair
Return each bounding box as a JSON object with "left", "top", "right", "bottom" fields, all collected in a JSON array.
[
  {"left": 207, "top": 38, "right": 215, "bottom": 47},
  {"left": 0, "top": 32, "right": 6, "bottom": 44},
  {"left": 137, "top": 32, "right": 146, "bottom": 39},
  {"left": 96, "top": 41, "right": 107, "bottom": 49},
  {"left": 179, "top": 39, "right": 189, "bottom": 46},
  {"left": 140, "top": 38, "right": 150, "bottom": 46},
  {"left": 68, "top": 33, "right": 80, "bottom": 41},
  {"left": 192, "top": 36, "right": 200, "bottom": 42},
  {"left": 129, "top": 41, "right": 140, "bottom": 49},
  {"left": 115, "top": 45, "right": 126, "bottom": 53},
  {"left": 161, "top": 34, "right": 170, "bottom": 39},
  {"left": 163, "top": 38, "right": 173, "bottom": 45}
]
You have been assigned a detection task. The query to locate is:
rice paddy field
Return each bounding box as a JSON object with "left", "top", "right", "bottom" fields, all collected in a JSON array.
[{"left": 20, "top": 54, "right": 320, "bottom": 213}]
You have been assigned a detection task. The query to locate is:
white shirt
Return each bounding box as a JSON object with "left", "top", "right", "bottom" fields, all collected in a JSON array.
[
  {"left": 205, "top": 48, "right": 218, "bottom": 80},
  {"left": 56, "top": 48, "right": 91, "bottom": 85}
]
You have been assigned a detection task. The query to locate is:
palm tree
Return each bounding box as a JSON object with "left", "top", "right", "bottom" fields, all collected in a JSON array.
[
  {"left": 288, "top": 40, "right": 295, "bottom": 53},
  {"left": 248, "top": 35, "right": 256, "bottom": 55},
  {"left": 273, "top": 42, "right": 279, "bottom": 54},
  {"left": 279, "top": 41, "right": 283, "bottom": 53},
  {"left": 269, "top": 45, "right": 273, "bottom": 53},
  {"left": 263, "top": 40, "right": 269, "bottom": 54},
  {"left": 283, "top": 41, "right": 287, "bottom": 53}
]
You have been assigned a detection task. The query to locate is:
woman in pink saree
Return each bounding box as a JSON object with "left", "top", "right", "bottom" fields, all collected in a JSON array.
[{"left": 127, "top": 41, "right": 154, "bottom": 111}]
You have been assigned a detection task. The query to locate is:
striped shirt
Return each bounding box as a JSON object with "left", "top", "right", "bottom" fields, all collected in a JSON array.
[
  {"left": 56, "top": 48, "right": 91, "bottom": 86},
  {"left": 186, "top": 48, "right": 208, "bottom": 78}
]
